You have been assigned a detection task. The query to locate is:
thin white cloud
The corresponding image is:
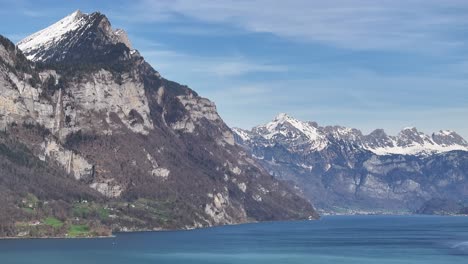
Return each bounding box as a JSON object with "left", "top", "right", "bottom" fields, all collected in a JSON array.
[
  {"left": 127, "top": 0, "right": 468, "bottom": 52},
  {"left": 21, "top": 9, "right": 47, "bottom": 17},
  {"left": 139, "top": 47, "right": 288, "bottom": 78},
  {"left": 202, "top": 61, "right": 287, "bottom": 77},
  {"left": 156, "top": 25, "right": 247, "bottom": 37}
]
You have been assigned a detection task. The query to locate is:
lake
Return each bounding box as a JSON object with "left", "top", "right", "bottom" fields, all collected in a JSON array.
[{"left": 0, "top": 215, "right": 467, "bottom": 264}]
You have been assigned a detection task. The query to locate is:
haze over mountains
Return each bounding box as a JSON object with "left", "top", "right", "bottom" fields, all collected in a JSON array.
[
  {"left": 234, "top": 114, "right": 468, "bottom": 214},
  {"left": 0, "top": 11, "right": 316, "bottom": 238}
]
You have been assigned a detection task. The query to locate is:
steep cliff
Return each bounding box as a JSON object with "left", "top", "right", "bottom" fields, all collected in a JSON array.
[{"left": 0, "top": 12, "right": 317, "bottom": 238}]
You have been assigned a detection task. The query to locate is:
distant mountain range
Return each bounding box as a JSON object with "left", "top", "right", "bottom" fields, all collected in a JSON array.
[
  {"left": 234, "top": 113, "right": 468, "bottom": 156},
  {"left": 0, "top": 11, "right": 316, "bottom": 238},
  {"left": 233, "top": 114, "right": 468, "bottom": 214}
]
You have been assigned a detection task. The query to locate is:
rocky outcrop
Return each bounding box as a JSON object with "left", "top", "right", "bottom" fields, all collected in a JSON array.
[{"left": 40, "top": 138, "right": 94, "bottom": 181}]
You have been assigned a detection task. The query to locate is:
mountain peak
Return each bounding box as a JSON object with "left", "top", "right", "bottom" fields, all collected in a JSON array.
[
  {"left": 369, "top": 128, "right": 388, "bottom": 137},
  {"left": 71, "top": 9, "right": 84, "bottom": 17},
  {"left": 17, "top": 10, "right": 89, "bottom": 61},
  {"left": 432, "top": 130, "right": 468, "bottom": 147},
  {"left": 236, "top": 115, "right": 468, "bottom": 156},
  {"left": 401, "top": 126, "right": 418, "bottom": 132},
  {"left": 274, "top": 113, "right": 293, "bottom": 122},
  {"left": 66, "top": 9, "right": 85, "bottom": 20},
  {"left": 17, "top": 11, "right": 132, "bottom": 63},
  {"left": 436, "top": 130, "right": 455, "bottom": 136},
  {"left": 252, "top": 114, "right": 328, "bottom": 151}
]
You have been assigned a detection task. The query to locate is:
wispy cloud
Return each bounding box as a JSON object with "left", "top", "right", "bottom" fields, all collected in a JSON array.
[
  {"left": 202, "top": 61, "right": 287, "bottom": 77},
  {"left": 21, "top": 9, "right": 47, "bottom": 17},
  {"left": 139, "top": 47, "right": 288, "bottom": 78},
  {"left": 124, "top": 0, "right": 468, "bottom": 53},
  {"left": 153, "top": 25, "right": 247, "bottom": 37}
]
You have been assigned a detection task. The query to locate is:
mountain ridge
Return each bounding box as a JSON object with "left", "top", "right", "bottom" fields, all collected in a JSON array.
[
  {"left": 234, "top": 113, "right": 468, "bottom": 156},
  {"left": 233, "top": 113, "right": 468, "bottom": 214},
  {"left": 0, "top": 12, "right": 317, "bottom": 238}
]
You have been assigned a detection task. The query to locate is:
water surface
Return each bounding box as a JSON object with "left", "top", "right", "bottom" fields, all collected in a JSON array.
[{"left": 0, "top": 215, "right": 467, "bottom": 263}]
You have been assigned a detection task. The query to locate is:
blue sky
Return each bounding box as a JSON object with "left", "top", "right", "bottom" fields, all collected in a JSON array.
[{"left": 1, "top": 0, "right": 467, "bottom": 138}]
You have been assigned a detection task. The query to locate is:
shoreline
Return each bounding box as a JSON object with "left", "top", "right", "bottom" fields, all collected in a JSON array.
[
  {"left": 0, "top": 235, "right": 115, "bottom": 240},
  {"left": 1, "top": 214, "right": 466, "bottom": 240}
]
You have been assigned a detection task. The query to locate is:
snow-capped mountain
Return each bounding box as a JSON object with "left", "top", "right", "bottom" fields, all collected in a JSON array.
[
  {"left": 0, "top": 11, "right": 317, "bottom": 238},
  {"left": 367, "top": 127, "right": 468, "bottom": 155},
  {"left": 233, "top": 114, "right": 468, "bottom": 214},
  {"left": 18, "top": 10, "right": 132, "bottom": 63},
  {"left": 234, "top": 113, "right": 468, "bottom": 156},
  {"left": 247, "top": 113, "right": 328, "bottom": 152}
]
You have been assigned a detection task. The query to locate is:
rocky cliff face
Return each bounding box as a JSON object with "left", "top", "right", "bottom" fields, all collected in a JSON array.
[
  {"left": 234, "top": 114, "right": 468, "bottom": 214},
  {"left": 0, "top": 12, "right": 316, "bottom": 238}
]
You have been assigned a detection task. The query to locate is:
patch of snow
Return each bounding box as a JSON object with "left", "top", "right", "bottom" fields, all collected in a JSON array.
[
  {"left": 300, "top": 163, "right": 313, "bottom": 170},
  {"left": 18, "top": 10, "right": 87, "bottom": 61},
  {"left": 438, "top": 130, "right": 454, "bottom": 136},
  {"left": 232, "top": 128, "right": 251, "bottom": 141},
  {"left": 368, "top": 141, "right": 468, "bottom": 156}
]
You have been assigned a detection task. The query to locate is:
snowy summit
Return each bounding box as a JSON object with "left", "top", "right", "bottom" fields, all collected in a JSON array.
[
  {"left": 17, "top": 10, "right": 87, "bottom": 61},
  {"left": 17, "top": 10, "right": 132, "bottom": 63},
  {"left": 234, "top": 113, "right": 468, "bottom": 156}
]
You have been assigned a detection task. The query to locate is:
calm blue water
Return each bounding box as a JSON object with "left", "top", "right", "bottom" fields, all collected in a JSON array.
[{"left": 0, "top": 215, "right": 467, "bottom": 264}]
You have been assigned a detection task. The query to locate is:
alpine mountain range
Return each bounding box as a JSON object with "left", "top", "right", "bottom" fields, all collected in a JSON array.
[
  {"left": 233, "top": 113, "right": 468, "bottom": 214},
  {"left": 0, "top": 10, "right": 466, "bottom": 238}
]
